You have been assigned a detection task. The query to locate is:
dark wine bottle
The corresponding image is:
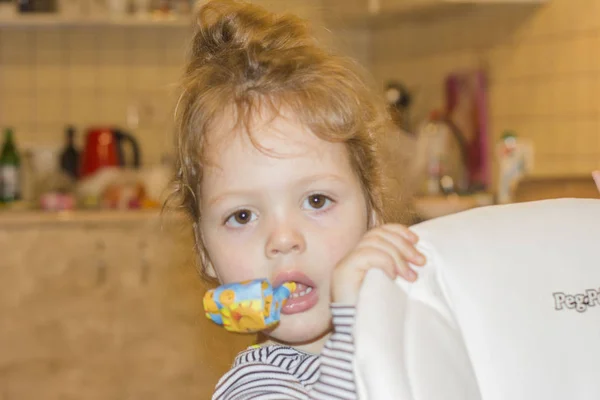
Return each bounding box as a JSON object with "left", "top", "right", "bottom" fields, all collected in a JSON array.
[
  {"left": 0, "top": 127, "right": 21, "bottom": 203},
  {"left": 60, "top": 125, "right": 80, "bottom": 180}
]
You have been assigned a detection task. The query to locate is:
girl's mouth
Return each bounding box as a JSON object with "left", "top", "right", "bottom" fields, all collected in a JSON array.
[
  {"left": 289, "top": 283, "right": 313, "bottom": 298},
  {"left": 273, "top": 271, "right": 319, "bottom": 315},
  {"left": 282, "top": 282, "right": 318, "bottom": 314}
]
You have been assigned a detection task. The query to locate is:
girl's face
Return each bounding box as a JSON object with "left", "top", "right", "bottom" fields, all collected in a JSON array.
[{"left": 199, "top": 112, "right": 370, "bottom": 353}]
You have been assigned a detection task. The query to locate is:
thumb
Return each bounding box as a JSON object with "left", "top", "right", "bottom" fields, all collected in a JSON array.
[{"left": 593, "top": 171, "right": 600, "bottom": 192}]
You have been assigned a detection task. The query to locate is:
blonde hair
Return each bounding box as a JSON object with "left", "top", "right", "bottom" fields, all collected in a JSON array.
[{"left": 171, "top": 0, "right": 399, "bottom": 280}]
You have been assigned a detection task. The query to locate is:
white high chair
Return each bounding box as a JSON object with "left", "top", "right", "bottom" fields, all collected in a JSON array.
[{"left": 354, "top": 198, "right": 600, "bottom": 400}]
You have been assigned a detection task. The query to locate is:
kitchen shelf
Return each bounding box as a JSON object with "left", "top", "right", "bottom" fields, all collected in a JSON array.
[
  {"left": 0, "top": 14, "right": 191, "bottom": 28},
  {"left": 324, "top": 0, "right": 549, "bottom": 28}
]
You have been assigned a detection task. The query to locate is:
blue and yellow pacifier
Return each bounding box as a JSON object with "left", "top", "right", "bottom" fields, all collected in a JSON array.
[{"left": 203, "top": 279, "right": 297, "bottom": 333}]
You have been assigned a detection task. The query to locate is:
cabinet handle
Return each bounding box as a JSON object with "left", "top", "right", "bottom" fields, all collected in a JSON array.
[
  {"left": 140, "top": 260, "right": 150, "bottom": 285},
  {"left": 96, "top": 259, "right": 107, "bottom": 286},
  {"left": 95, "top": 240, "right": 107, "bottom": 286},
  {"left": 139, "top": 240, "right": 150, "bottom": 284}
]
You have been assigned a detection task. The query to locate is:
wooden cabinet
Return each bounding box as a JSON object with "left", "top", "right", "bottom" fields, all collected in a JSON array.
[
  {"left": 0, "top": 213, "right": 253, "bottom": 399},
  {"left": 514, "top": 176, "right": 600, "bottom": 203}
]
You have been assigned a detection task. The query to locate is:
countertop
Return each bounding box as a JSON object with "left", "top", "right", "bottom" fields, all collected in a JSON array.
[
  {"left": 0, "top": 208, "right": 187, "bottom": 228},
  {"left": 413, "top": 192, "right": 495, "bottom": 220}
]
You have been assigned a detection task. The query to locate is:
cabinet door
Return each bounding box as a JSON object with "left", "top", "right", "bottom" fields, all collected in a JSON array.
[
  {"left": 0, "top": 225, "right": 121, "bottom": 400},
  {"left": 0, "top": 219, "right": 254, "bottom": 399},
  {"left": 106, "top": 220, "right": 254, "bottom": 399}
]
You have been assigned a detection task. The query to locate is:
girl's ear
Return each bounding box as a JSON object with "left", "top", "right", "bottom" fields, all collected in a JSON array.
[
  {"left": 193, "top": 222, "right": 219, "bottom": 281},
  {"left": 201, "top": 252, "right": 218, "bottom": 280},
  {"left": 593, "top": 171, "right": 600, "bottom": 193},
  {"left": 369, "top": 207, "right": 383, "bottom": 228}
]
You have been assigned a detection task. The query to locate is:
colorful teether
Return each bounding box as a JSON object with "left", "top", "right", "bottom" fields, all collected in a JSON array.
[{"left": 203, "top": 279, "right": 296, "bottom": 333}]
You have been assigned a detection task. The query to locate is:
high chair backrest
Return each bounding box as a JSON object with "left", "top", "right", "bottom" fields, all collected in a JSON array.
[{"left": 354, "top": 199, "right": 600, "bottom": 400}]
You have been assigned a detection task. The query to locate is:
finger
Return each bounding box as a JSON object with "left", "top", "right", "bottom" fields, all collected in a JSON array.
[
  {"left": 358, "top": 236, "right": 418, "bottom": 281},
  {"left": 350, "top": 246, "right": 398, "bottom": 281},
  {"left": 375, "top": 226, "right": 426, "bottom": 265},
  {"left": 363, "top": 228, "right": 425, "bottom": 268},
  {"left": 593, "top": 171, "right": 600, "bottom": 191},
  {"left": 333, "top": 247, "right": 399, "bottom": 304},
  {"left": 380, "top": 224, "right": 419, "bottom": 244}
]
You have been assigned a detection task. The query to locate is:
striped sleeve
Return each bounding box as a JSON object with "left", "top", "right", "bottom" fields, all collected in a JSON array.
[
  {"left": 311, "top": 304, "right": 357, "bottom": 400},
  {"left": 212, "top": 304, "right": 357, "bottom": 400}
]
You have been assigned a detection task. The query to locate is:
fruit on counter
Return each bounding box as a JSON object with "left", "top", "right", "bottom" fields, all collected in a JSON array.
[
  {"left": 76, "top": 167, "right": 165, "bottom": 210},
  {"left": 40, "top": 192, "right": 76, "bottom": 211},
  {"left": 101, "top": 181, "right": 159, "bottom": 210}
]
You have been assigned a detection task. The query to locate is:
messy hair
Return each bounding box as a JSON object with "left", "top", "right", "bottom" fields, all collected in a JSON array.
[{"left": 171, "top": 0, "right": 397, "bottom": 280}]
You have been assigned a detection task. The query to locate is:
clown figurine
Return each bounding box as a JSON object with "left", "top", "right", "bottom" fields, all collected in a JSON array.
[{"left": 496, "top": 131, "right": 534, "bottom": 204}]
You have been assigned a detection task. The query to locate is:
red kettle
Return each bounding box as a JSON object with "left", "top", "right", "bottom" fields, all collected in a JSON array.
[{"left": 80, "top": 127, "right": 141, "bottom": 178}]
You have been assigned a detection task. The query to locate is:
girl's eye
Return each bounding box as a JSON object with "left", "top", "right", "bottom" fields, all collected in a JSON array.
[
  {"left": 304, "top": 194, "right": 332, "bottom": 210},
  {"left": 225, "top": 209, "right": 256, "bottom": 227}
]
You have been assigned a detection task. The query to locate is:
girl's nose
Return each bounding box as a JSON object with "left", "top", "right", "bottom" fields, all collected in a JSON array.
[{"left": 265, "top": 221, "right": 306, "bottom": 258}]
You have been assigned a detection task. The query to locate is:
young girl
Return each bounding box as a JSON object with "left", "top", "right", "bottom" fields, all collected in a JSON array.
[{"left": 172, "top": 1, "right": 425, "bottom": 398}]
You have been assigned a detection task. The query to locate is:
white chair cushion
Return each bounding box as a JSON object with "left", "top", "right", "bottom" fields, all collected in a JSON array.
[{"left": 354, "top": 198, "right": 600, "bottom": 400}]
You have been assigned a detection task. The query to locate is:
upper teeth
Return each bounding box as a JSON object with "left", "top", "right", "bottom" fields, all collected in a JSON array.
[{"left": 290, "top": 287, "right": 312, "bottom": 298}]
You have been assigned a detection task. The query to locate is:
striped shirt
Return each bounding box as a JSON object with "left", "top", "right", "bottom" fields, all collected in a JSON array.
[{"left": 213, "top": 305, "right": 357, "bottom": 400}]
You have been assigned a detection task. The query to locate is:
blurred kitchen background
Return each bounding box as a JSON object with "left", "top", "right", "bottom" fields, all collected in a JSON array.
[{"left": 1, "top": 0, "right": 599, "bottom": 398}]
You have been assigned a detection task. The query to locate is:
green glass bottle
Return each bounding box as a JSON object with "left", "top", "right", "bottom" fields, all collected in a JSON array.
[{"left": 0, "top": 128, "right": 21, "bottom": 203}]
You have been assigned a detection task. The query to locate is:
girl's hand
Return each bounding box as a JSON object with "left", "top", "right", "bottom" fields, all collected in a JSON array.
[
  {"left": 593, "top": 171, "right": 600, "bottom": 193},
  {"left": 332, "top": 224, "right": 426, "bottom": 305}
]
